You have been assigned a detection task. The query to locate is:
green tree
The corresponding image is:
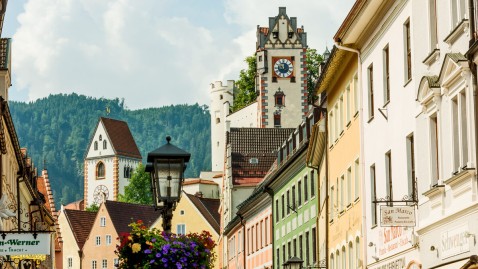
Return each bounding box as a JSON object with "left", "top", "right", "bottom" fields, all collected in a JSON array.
[
  {"left": 85, "top": 203, "right": 99, "bottom": 212},
  {"left": 231, "top": 55, "right": 257, "bottom": 112},
  {"left": 306, "top": 48, "right": 324, "bottom": 104},
  {"left": 118, "top": 163, "right": 153, "bottom": 205}
]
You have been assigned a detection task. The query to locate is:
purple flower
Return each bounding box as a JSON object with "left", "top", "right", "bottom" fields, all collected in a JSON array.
[
  {"left": 144, "top": 249, "right": 152, "bottom": 254},
  {"left": 176, "top": 262, "right": 183, "bottom": 269},
  {"left": 150, "top": 260, "right": 155, "bottom": 264}
]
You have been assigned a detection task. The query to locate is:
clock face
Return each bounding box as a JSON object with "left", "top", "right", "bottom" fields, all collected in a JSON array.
[
  {"left": 274, "top": 58, "right": 293, "bottom": 78},
  {"left": 93, "top": 185, "right": 109, "bottom": 205}
]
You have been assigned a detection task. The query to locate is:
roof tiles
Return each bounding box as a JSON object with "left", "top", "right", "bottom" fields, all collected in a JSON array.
[
  {"left": 100, "top": 117, "right": 142, "bottom": 159},
  {"left": 185, "top": 193, "right": 220, "bottom": 234},
  {"left": 64, "top": 209, "right": 97, "bottom": 250},
  {"left": 104, "top": 200, "right": 161, "bottom": 234}
]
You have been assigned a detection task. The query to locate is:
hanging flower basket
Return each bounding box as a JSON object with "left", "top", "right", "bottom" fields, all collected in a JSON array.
[{"left": 115, "top": 220, "right": 216, "bottom": 269}]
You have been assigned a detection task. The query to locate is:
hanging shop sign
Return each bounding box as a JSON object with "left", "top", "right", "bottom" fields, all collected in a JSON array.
[
  {"left": 380, "top": 206, "right": 416, "bottom": 227},
  {"left": 0, "top": 233, "right": 50, "bottom": 255}
]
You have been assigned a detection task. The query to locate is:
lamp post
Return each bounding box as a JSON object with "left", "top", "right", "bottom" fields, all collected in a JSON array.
[
  {"left": 283, "top": 257, "right": 304, "bottom": 269},
  {"left": 146, "top": 136, "right": 191, "bottom": 233}
]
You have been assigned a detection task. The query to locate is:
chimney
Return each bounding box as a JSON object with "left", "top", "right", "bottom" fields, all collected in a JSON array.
[{"left": 195, "top": 191, "right": 203, "bottom": 198}]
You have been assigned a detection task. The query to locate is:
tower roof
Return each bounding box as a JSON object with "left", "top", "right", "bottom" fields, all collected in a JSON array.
[{"left": 98, "top": 117, "right": 142, "bottom": 159}]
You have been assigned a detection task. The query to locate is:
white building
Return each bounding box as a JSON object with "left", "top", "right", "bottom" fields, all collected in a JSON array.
[
  {"left": 84, "top": 117, "right": 142, "bottom": 207},
  {"left": 413, "top": 0, "right": 478, "bottom": 268},
  {"left": 335, "top": 0, "right": 421, "bottom": 268}
]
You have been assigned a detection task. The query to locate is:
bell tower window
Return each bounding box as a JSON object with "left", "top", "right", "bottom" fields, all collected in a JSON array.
[
  {"left": 96, "top": 162, "right": 105, "bottom": 179},
  {"left": 94, "top": 141, "right": 98, "bottom": 151},
  {"left": 103, "top": 140, "right": 107, "bottom": 149},
  {"left": 274, "top": 89, "right": 285, "bottom": 107},
  {"left": 274, "top": 112, "right": 281, "bottom": 128}
]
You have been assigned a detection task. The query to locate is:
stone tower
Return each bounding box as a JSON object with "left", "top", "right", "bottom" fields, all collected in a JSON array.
[
  {"left": 210, "top": 80, "right": 235, "bottom": 171},
  {"left": 256, "top": 7, "right": 309, "bottom": 128}
]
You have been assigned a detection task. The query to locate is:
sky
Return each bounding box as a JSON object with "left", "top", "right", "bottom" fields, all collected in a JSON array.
[{"left": 3, "top": 0, "right": 355, "bottom": 109}]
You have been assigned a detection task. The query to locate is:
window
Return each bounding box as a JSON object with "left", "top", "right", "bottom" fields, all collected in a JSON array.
[
  {"left": 355, "top": 237, "right": 360, "bottom": 265},
  {"left": 99, "top": 135, "right": 102, "bottom": 141},
  {"left": 451, "top": 0, "right": 466, "bottom": 27},
  {"left": 299, "top": 235, "right": 303, "bottom": 259},
  {"left": 114, "top": 258, "right": 119, "bottom": 268},
  {"left": 106, "top": 235, "right": 112, "bottom": 245},
  {"left": 428, "top": 0, "right": 438, "bottom": 51},
  {"left": 339, "top": 95, "right": 344, "bottom": 133},
  {"left": 305, "top": 231, "right": 310, "bottom": 265},
  {"left": 177, "top": 224, "right": 186, "bottom": 235},
  {"left": 298, "top": 180, "right": 302, "bottom": 205},
  {"left": 288, "top": 241, "right": 291, "bottom": 258},
  {"left": 367, "top": 64, "right": 374, "bottom": 119},
  {"left": 94, "top": 141, "right": 98, "bottom": 151},
  {"left": 342, "top": 247, "right": 346, "bottom": 269},
  {"left": 67, "top": 257, "right": 73, "bottom": 268},
  {"left": 265, "top": 218, "right": 269, "bottom": 245},
  {"left": 385, "top": 151, "right": 393, "bottom": 203},
  {"left": 312, "top": 228, "right": 317, "bottom": 263},
  {"left": 335, "top": 104, "right": 339, "bottom": 139},
  {"left": 256, "top": 223, "right": 259, "bottom": 251},
  {"left": 430, "top": 114, "right": 440, "bottom": 186},
  {"left": 452, "top": 92, "right": 469, "bottom": 172},
  {"left": 304, "top": 176, "right": 308, "bottom": 202},
  {"left": 310, "top": 171, "right": 315, "bottom": 197},
  {"left": 293, "top": 238, "right": 297, "bottom": 257},
  {"left": 238, "top": 230, "right": 243, "bottom": 252},
  {"left": 404, "top": 19, "right": 412, "bottom": 82},
  {"left": 330, "top": 185, "right": 335, "bottom": 220},
  {"left": 349, "top": 242, "right": 354, "bottom": 269},
  {"left": 100, "top": 217, "right": 106, "bottom": 227},
  {"left": 96, "top": 162, "right": 105, "bottom": 178},
  {"left": 329, "top": 111, "right": 335, "bottom": 143},
  {"left": 287, "top": 190, "right": 291, "bottom": 215},
  {"left": 370, "top": 164, "right": 377, "bottom": 226},
  {"left": 347, "top": 167, "right": 352, "bottom": 206},
  {"left": 340, "top": 175, "right": 345, "bottom": 211},
  {"left": 281, "top": 194, "right": 285, "bottom": 219},
  {"left": 346, "top": 85, "right": 351, "bottom": 123},
  {"left": 273, "top": 32, "right": 278, "bottom": 38},
  {"left": 95, "top": 236, "right": 101, "bottom": 246},
  {"left": 330, "top": 254, "right": 335, "bottom": 269},
  {"left": 275, "top": 90, "right": 285, "bottom": 107},
  {"left": 277, "top": 248, "right": 280, "bottom": 269},
  {"left": 276, "top": 199, "right": 279, "bottom": 223},
  {"left": 354, "top": 159, "right": 360, "bottom": 200},
  {"left": 103, "top": 140, "right": 107, "bottom": 150},
  {"left": 282, "top": 245, "right": 286, "bottom": 265},
  {"left": 383, "top": 45, "right": 390, "bottom": 103},
  {"left": 292, "top": 185, "right": 296, "bottom": 210},
  {"left": 407, "top": 134, "right": 416, "bottom": 199},
  {"left": 336, "top": 250, "right": 340, "bottom": 269},
  {"left": 92, "top": 260, "right": 97, "bottom": 269},
  {"left": 274, "top": 113, "right": 281, "bottom": 128},
  {"left": 102, "top": 259, "right": 107, "bottom": 269},
  {"left": 354, "top": 74, "right": 359, "bottom": 114}
]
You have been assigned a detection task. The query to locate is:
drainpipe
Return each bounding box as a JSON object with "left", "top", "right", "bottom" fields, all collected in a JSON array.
[
  {"left": 238, "top": 214, "right": 246, "bottom": 269},
  {"left": 16, "top": 172, "right": 23, "bottom": 232},
  {"left": 468, "top": 0, "right": 478, "bottom": 192},
  {"left": 334, "top": 41, "right": 367, "bottom": 268}
]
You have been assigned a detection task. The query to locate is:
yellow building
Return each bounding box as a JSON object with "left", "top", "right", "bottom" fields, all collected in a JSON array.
[
  {"left": 314, "top": 47, "right": 363, "bottom": 269},
  {"left": 154, "top": 191, "right": 220, "bottom": 269}
]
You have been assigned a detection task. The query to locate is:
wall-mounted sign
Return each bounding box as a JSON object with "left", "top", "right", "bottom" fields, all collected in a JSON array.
[
  {"left": 380, "top": 206, "right": 416, "bottom": 227},
  {"left": 378, "top": 226, "right": 411, "bottom": 256},
  {"left": 0, "top": 233, "right": 50, "bottom": 255},
  {"left": 441, "top": 224, "right": 469, "bottom": 259}
]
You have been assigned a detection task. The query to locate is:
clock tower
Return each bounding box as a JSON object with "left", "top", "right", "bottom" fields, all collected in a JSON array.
[
  {"left": 256, "top": 7, "right": 309, "bottom": 128},
  {"left": 84, "top": 117, "right": 142, "bottom": 207}
]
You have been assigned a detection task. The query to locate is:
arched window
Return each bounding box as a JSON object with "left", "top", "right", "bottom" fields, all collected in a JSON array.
[
  {"left": 355, "top": 237, "right": 360, "bottom": 265},
  {"left": 330, "top": 254, "right": 334, "bottom": 269},
  {"left": 99, "top": 135, "right": 102, "bottom": 141},
  {"left": 342, "top": 246, "right": 346, "bottom": 269},
  {"left": 103, "top": 140, "right": 107, "bottom": 149},
  {"left": 97, "top": 162, "right": 105, "bottom": 179},
  {"left": 349, "top": 242, "right": 354, "bottom": 269},
  {"left": 123, "top": 167, "right": 127, "bottom": 178},
  {"left": 336, "top": 250, "right": 340, "bottom": 269},
  {"left": 94, "top": 141, "right": 98, "bottom": 150}
]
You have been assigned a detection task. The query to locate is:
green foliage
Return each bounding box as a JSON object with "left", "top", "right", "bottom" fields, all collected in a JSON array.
[
  {"left": 9, "top": 94, "right": 211, "bottom": 208},
  {"left": 118, "top": 163, "right": 152, "bottom": 205},
  {"left": 231, "top": 55, "right": 257, "bottom": 112},
  {"left": 85, "top": 203, "right": 99, "bottom": 212},
  {"left": 306, "top": 48, "right": 324, "bottom": 104}
]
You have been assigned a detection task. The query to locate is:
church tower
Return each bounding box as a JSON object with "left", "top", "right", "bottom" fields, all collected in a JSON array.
[
  {"left": 256, "top": 7, "right": 309, "bottom": 128},
  {"left": 84, "top": 117, "right": 142, "bottom": 207},
  {"left": 210, "top": 80, "right": 235, "bottom": 171}
]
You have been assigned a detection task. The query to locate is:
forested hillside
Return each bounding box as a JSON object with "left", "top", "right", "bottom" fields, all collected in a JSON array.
[{"left": 9, "top": 93, "right": 211, "bottom": 206}]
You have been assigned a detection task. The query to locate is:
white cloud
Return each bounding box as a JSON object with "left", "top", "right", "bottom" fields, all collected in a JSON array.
[{"left": 7, "top": 0, "right": 354, "bottom": 109}]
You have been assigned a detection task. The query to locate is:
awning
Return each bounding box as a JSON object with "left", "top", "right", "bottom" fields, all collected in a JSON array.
[
  {"left": 306, "top": 118, "right": 326, "bottom": 169},
  {"left": 429, "top": 255, "right": 478, "bottom": 269}
]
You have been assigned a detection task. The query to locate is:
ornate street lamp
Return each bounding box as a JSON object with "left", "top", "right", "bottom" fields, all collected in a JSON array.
[
  {"left": 146, "top": 136, "right": 190, "bottom": 232},
  {"left": 283, "top": 257, "right": 303, "bottom": 269}
]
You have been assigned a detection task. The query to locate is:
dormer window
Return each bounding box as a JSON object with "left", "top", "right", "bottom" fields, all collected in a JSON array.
[
  {"left": 99, "top": 135, "right": 102, "bottom": 141},
  {"left": 272, "top": 32, "right": 279, "bottom": 38}
]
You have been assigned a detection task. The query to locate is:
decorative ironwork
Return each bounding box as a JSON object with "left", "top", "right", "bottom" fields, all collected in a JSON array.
[{"left": 372, "top": 177, "right": 418, "bottom": 206}]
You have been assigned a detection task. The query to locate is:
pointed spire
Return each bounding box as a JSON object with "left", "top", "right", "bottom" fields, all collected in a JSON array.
[{"left": 323, "top": 46, "right": 331, "bottom": 61}]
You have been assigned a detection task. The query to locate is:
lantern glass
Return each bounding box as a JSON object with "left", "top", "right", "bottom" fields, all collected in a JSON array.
[{"left": 154, "top": 159, "right": 184, "bottom": 201}]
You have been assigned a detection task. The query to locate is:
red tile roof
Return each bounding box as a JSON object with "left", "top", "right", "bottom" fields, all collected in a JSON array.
[
  {"left": 100, "top": 117, "right": 142, "bottom": 159},
  {"left": 64, "top": 199, "right": 85, "bottom": 211},
  {"left": 185, "top": 192, "right": 220, "bottom": 234},
  {"left": 183, "top": 179, "right": 218, "bottom": 186},
  {"left": 37, "top": 169, "right": 62, "bottom": 251},
  {"left": 104, "top": 200, "right": 161, "bottom": 234},
  {"left": 64, "top": 209, "right": 97, "bottom": 250},
  {"left": 228, "top": 128, "right": 294, "bottom": 184}
]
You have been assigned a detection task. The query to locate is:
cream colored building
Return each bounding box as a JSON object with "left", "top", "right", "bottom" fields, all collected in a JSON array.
[{"left": 314, "top": 46, "right": 362, "bottom": 269}]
